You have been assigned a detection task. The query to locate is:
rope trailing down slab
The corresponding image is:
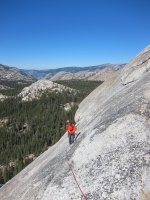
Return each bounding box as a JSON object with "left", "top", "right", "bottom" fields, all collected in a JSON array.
[{"left": 66, "top": 155, "right": 87, "bottom": 200}]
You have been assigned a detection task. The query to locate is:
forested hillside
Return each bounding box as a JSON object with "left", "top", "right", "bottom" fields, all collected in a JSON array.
[
  {"left": 0, "top": 81, "right": 30, "bottom": 96},
  {"left": 0, "top": 80, "right": 102, "bottom": 185}
]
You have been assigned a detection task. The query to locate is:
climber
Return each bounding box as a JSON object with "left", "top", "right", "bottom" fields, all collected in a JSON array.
[{"left": 66, "top": 120, "right": 77, "bottom": 144}]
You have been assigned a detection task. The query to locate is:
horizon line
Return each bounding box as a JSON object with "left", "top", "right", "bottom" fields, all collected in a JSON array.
[{"left": 0, "top": 62, "right": 127, "bottom": 71}]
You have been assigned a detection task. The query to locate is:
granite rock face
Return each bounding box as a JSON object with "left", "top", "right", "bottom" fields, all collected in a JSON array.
[
  {"left": 0, "top": 45, "right": 150, "bottom": 200},
  {"left": 18, "top": 79, "right": 74, "bottom": 101},
  {"left": 121, "top": 45, "right": 150, "bottom": 85}
]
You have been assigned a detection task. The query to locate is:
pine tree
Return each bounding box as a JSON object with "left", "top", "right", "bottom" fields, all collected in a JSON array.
[
  {"left": 2, "top": 167, "right": 9, "bottom": 183},
  {"left": 0, "top": 169, "right": 4, "bottom": 184}
]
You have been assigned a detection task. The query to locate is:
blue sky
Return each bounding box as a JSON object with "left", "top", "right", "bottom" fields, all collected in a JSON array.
[{"left": 0, "top": 0, "right": 150, "bottom": 69}]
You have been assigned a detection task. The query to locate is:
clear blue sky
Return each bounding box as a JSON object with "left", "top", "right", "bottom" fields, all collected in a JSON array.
[{"left": 0, "top": 0, "right": 150, "bottom": 69}]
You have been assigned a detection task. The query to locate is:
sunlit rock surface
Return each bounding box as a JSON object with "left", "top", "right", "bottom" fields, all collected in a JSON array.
[
  {"left": 18, "top": 79, "right": 73, "bottom": 101},
  {"left": 0, "top": 45, "right": 150, "bottom": 200}
]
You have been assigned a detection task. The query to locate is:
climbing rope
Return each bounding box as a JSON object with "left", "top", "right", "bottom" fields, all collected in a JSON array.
[{"left": 66, "top": 144, "right": 87, "bottom": 200}]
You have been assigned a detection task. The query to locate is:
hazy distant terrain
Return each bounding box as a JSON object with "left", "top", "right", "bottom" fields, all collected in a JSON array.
[
  {"left": 22, "top": 63, "right": 126, "bottom": 80},
  {"left": 0, "top": 63, "right": 125, "bottom": 81},
  {"left": 0, "top": 64, "right": 34, "bottom": 82}
]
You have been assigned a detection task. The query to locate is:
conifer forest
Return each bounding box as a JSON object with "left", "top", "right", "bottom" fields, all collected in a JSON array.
[{"left": 0, "top": 80, "right": 102, "bottom": 185}]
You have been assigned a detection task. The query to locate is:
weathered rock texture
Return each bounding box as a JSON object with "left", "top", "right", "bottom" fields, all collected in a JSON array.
[
  {"left": 0, "top": 45, "right": 150, "bottom": 200},
  {"left": 18, "top": 79, "right": 74, "bottom": 101}
]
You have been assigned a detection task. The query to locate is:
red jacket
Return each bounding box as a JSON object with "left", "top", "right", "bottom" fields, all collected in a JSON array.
[{"left": 66, "top": 124, "right": 77, "bottom": 135}]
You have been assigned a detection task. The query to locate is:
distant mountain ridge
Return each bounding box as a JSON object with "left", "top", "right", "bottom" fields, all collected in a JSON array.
[
  {"left": 0, "top": 63, "right": 126, "bottom": 83},
  {"left": 0, "top": 64, "right": 34, "bottom": 82},
  {"left": 22, "top": 63, "right": 126, "bottom": 80},
  {"left": 45, "top": 64, "right": 126, "bottom": 81}
]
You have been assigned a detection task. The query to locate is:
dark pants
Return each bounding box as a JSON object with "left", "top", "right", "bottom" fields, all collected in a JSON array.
[{"left": 68, "top": 133, "right": 75, "bottom": 144}]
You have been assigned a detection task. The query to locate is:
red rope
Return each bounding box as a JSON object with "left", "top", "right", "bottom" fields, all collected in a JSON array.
[{"left": 66, "top": 159, "right": 87, "bottom": 200}]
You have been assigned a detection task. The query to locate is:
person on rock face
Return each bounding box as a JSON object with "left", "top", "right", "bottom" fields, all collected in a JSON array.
[{"left": 66, "top": 120, "right": 77, "bottom": 144}]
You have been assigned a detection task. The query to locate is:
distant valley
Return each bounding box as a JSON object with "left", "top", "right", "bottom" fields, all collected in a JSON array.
[
  {"left": 21, "top": 63, "right": 126, "bottom": 80},
  {"left": 0, "top": 63, "right": 126, "bottom": 83}
]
